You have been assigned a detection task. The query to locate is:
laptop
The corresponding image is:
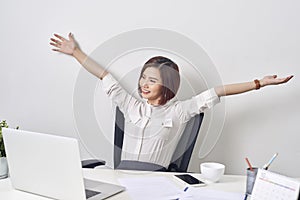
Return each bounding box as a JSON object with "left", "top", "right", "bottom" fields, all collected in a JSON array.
[{"left": 2, "top": 128, "right": 125, "bottom": 200}]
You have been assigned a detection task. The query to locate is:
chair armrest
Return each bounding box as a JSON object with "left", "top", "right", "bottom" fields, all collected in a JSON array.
[{"left": 81, "top": 159, "right": 106, "bottom": 168}]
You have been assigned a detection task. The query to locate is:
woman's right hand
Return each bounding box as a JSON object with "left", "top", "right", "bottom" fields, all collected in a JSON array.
[
  {"left": 50, "top": 32, "right": 108, "bottom": 79},
  {"left": 50, "top": 33, "right": 76, "bottom": 55}
]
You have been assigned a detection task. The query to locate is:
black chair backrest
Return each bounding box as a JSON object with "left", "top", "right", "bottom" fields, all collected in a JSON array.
[
  {"left": 113, "top": 107, "right": 125, "bottom": 168},
  {"left": 113, "top": 106, "right": 204, "bottom": 172},
  {"left": 167, "top": 112, "right": 204, "bottom": 172}
]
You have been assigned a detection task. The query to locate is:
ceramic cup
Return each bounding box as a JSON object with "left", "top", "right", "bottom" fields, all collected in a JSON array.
[{"left": 200, "top": 162, "right": 225, "bottom": 182}]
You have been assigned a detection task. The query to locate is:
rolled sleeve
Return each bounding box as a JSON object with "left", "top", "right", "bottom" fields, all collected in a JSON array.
[
  {"left": 102, "top": 74, "right": 118, "bottom": 94},
  {"left": 176, "top": 88, "right": 220, "bottom": 123},
  {"left": 195, "top": 88, "right": 220, "bottom": 110},
  {"left": 102, "top": 74, "right": 142, "bottom": 116}
]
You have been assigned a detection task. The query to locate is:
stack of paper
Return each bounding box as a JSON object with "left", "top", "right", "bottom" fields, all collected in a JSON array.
[{"left": 118, "top": 176, "right": 244, "bottom": 200}]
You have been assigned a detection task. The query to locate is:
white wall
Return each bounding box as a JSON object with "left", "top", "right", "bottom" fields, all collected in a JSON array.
[{"left": 1, "top": 0, "right": 299, "bottom": 177}]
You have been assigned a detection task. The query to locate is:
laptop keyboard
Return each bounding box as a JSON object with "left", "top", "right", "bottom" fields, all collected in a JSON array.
[{"left": 85, "top": 189, "right": 101, "bottom": 199}]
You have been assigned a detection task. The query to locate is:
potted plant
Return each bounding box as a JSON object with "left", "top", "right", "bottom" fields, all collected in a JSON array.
[{"left": 0, "top": 120, "right": 19, "bottom": 179}]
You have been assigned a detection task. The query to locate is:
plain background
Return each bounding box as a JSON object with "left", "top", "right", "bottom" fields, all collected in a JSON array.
[{"left": 1, "top": 0, "right": 299, "bottom": 177}]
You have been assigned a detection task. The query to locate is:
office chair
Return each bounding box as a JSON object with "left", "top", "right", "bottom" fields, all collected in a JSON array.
[{"left": 82, "top": 107, "right": 204, "bottom": 172}]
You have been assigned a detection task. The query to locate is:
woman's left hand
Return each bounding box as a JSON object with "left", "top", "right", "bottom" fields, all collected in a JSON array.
[{"left": 260, "top": 75, "right": 294, "bottom": 87}]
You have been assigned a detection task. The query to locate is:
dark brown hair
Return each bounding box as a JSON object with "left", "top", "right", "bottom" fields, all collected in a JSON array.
[{"left": 138, "top": 56, "right": 180, "bottom": 105}]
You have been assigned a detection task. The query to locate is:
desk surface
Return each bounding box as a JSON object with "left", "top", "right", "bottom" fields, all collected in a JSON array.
[{"left": 0, "top": 168, "right": 247, "bottom": 200}]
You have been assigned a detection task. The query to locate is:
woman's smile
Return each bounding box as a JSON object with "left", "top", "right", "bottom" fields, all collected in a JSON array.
[{"left": 139, "top": 67, "right": 163, "bottom": 105}]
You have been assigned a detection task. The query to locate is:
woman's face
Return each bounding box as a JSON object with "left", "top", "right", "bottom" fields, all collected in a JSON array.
[{"left": 139, "top": 67, "right": 163, "bottom": 105}]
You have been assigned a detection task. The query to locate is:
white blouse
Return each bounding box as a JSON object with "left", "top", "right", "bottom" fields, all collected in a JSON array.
[{"left": 102, "top": 74, "right": 220, "bottom": 168}]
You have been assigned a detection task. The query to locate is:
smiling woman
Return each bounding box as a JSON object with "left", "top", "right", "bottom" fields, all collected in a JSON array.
[
  {"left": 138, "top": 56, "right": 180, "bottom": 105},
  {"left": 139, "top": 66, "right": 164, "bottom": 105},
  {"left": 50, "top": 32, "right": 293, "bottom": 171},
  {"left": 69, "top": 29, "right": 225, "bottom": 166}
]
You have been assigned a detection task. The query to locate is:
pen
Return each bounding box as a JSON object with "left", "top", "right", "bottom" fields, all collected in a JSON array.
[
  {"left": 244, "top": 193, "right": 248, "bottom": 200},
  {"left": 245, "top": 157, "right": 253, "bottom": 171},
  {"left": 184, "top": 187, "right": 189, "bottom": 192},
  {"left": 263, "top": 153, "right": 278, "bottom": 170}
]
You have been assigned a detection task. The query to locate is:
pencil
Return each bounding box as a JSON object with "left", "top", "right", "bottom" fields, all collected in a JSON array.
[
  {"left": 245, "top": 157, "right": 253, "bottom": 171},
  {"left": 263, "top": 153, "right": 278, "bottom": 170}
]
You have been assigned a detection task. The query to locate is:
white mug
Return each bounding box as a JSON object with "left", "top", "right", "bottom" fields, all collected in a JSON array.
[{"left": 200, "top": 162, "right": 225, "bottom": 183}]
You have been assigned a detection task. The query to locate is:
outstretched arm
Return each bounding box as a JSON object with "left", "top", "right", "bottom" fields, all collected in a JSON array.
[
  {"left": 215, "top": 75, "right": 294, "bottom": 97},
  {"left": 50, "top": 33, "right": 108, "bottom": 79}
]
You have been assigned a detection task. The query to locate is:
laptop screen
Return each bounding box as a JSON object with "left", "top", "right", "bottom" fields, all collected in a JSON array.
[{"left": 3, "top": 128, "right": 88, "bottom": 200}]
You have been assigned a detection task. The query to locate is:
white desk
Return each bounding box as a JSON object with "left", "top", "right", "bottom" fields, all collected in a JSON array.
[{"left": 0, "top": 168, "right": 247, "bottom": 199}]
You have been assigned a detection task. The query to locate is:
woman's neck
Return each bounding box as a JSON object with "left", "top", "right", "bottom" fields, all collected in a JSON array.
[{"left": 147, "top": 100, "right": 161, "bottom": 106}]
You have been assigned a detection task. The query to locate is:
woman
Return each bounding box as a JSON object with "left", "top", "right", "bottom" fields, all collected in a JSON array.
[{"left": 50, "top": 33, "right": 293, "bottom": 171}]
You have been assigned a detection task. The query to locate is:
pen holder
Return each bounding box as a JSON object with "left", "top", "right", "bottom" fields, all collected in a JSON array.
[{"left": 246, "top": 167, "right": 258, "bottom": 195}]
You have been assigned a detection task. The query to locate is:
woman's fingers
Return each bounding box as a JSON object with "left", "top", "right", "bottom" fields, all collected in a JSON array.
[
  {"left": 50, "top": 38, "right": 62, "bottom": 46},
  {"left": 283, "top": 75, "right": 294, "bottom": 83},
  {"left": 263, "top": 75, "right": 293, "bottom": 86},
  {"left": 274, "top": 75, "right": 293, "bottom": 84},
  {"left": 53, "top": 33, "right": 66, "bottom": 41},
  {"left": 49, "top": 42, "right": 56, "bottom": 47},
  {"left": 52, "top": 48, "right": 60, "bottom": 52},
  {"left": 49, "top": 39, "right": 61, "bottom": 51},
  {"left": 50, "top": 33, "right": 76, "bottom": 55}
]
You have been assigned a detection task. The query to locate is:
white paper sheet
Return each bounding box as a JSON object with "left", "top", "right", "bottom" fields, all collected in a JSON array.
[
  {"left": 119, "top": 176, "right": 244, "bottom": 200},
  {"left": 118, "top": 176, "right": 182, "bottom": 200},
  {"left": 177, "top": 187, "right": 244, "bottom": 200}
]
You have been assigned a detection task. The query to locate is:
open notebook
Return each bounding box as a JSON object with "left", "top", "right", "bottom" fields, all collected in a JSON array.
[{"left": 251, "top": 169, "right": 300, "bottom": 200}]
